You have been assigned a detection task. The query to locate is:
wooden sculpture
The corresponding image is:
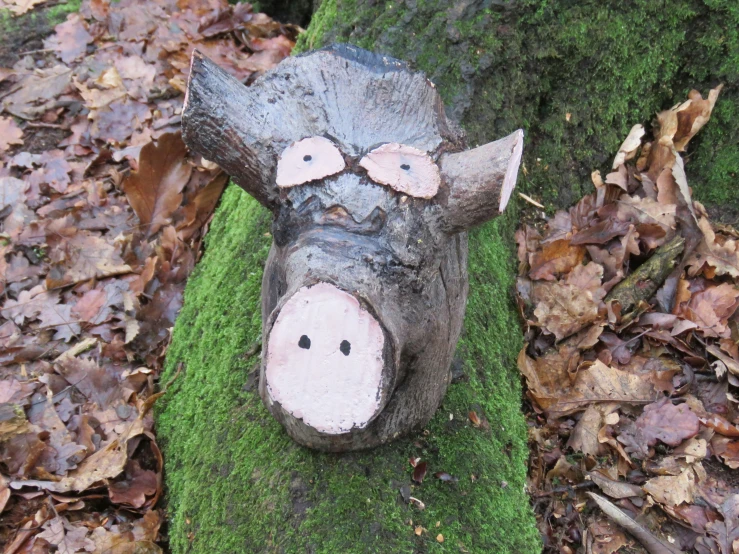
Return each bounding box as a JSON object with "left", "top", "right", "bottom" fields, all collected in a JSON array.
[{"left": 182, "top": 44, "right": 523, "bottom": 451}]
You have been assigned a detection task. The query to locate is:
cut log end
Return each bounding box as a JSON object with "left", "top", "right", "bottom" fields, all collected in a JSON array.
[
  {"left": 439, "top": 128, "right": 525, "bottom": 233},
  {"left": 499, "top": 129, "right": 524, "bottom": 213},
  {"left": 276, "top": 136, "right": 346, "bottom": 188},
  {"left": 265, "top": 283, "right": 387, "bottom": 435},
  {"left": 359, "top": 143, "right": 440, "bottom": 198}
]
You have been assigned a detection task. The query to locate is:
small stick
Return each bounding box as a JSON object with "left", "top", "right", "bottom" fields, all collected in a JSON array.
[
  {"left": 518, "top": 192, "right": 545, "bottom": 209},
  {"left": 586, "top": 492, "right": 683, "bottom": 554}
]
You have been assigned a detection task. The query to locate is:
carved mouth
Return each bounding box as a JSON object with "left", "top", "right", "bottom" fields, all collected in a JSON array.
[{"left": 264, "top": 283, "right": 388, "bottom": 434}]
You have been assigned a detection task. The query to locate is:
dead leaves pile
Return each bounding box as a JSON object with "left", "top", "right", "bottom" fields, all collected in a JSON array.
[
  {"left": 0, "top": 0, "right": 297, "bottom": 551},
  {"left": 517, "top": 85, "right": 739, "bottom": 554}
]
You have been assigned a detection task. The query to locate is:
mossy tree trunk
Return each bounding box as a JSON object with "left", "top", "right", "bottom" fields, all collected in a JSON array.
[{"left": 157, "top": 1, "right": 739, "bottom": 552}]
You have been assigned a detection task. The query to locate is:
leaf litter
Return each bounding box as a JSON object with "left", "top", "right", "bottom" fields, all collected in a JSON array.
[
  {"left": 518, "top": 85, "right": 739, "bottom": 553},
  {"left": 0, "top": 0, "right": 298, "bottom": 550}
]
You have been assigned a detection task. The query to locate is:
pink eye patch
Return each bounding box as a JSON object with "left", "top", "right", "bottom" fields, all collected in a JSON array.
[
  {"left": 276, "top": 136, "right": 346, "bottom": 188},
  {"left": 359, "top": 143, "right": 440, "bottom": 199}
]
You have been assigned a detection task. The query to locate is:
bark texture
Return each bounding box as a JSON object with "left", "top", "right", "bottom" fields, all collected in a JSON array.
[
  {"left": 182, "top": 46, "right": 523, "bottom": 450},
  {"left": 298, "top": 0, "right": 739, "bottom": 223},
  {"left": 157, "top": 190, "right": 540, "bottom": 552}
]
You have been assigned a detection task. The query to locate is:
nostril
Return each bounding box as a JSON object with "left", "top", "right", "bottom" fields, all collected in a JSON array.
[
  {"left": 303, "top": 154, "right": 312, "bottom": 162},
  {"left": 340, "top": 340, "right": 351, "bottom": 356},
  {"left": 400, "top": 163, "right": 410, "bottom": 171},
  {"left": 299, "top": 335, "right": 311, "bottom": 349}
]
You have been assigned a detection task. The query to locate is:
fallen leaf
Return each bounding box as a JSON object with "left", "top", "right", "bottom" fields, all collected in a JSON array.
[
  {"left": 633, "top": 398, "right": 700, "bottom": 448},
  {"left": 37, "top": 517, "right": 95, "bottom": 553},
  {"left": 44, "top": 14, "right": 94, "bottom": 64},
  {"left": 1, "top": 65, "right": 73, "bottom": 120},
  {"left": 0, "top": 117, "right": 23, "bottom": 152},
  {"left": 519, "top": 351, "right": 663, "bottom": 418},
  {"left": 588, "top": 471, "right": 644, "bottom": 499},
  {"left": 612, "top": 125, "right": 645, "bottom": 169},
  {"left": 122, "top": 133, "right": 192, "bottom": 236},
  {"left": 528, "top": 239, "right": 584, "bottom": 281},
  {"left": 46, "top": 231, "right": 133, "bottom": 288},
  {"left": 412, "top": 461, "right": 427, "bottom": 484},
  {"left": 643, "top": 467, "right": 696, "bottom": 506},
  {"left": 682, "top": 283, "right": 739, "bottom": 338},
  {"left": 533, "top": 263, "right": 606, "bottom": 341},
  {"left": 10, "top": 417, "right": 145, "bottom": 493}
]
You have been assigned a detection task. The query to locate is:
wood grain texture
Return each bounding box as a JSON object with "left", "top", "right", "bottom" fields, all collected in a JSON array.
[{"left": 182, "top": 44, "right": 521, "bottom": 451}]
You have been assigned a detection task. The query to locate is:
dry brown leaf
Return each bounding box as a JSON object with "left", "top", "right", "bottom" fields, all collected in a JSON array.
[
  {"left": 682, "top": 283, "right": 739, "bottom": 338},
  {"left": 672, "top": 86, "right": 723, "bottom": 151},
  {"left": 46, "top": 231, "right": 132, "bottom": 288},
  {"left": 533, "top": 262, "right": 606, "bottom": 341},
  {"left": 643, "top": 467, "right": 696, "bottom": 507},
  {"left": 2, "top": 65, "right": 73, "bottom": 120},
  {"left": 44, "top": 14, "right": 93, "bottom": 64},
  {"left": 11, "top": 417, "right": 145, "bottom": 493},
  {"left": 0, "top": 117, "right": 23, "bottom": 152},
  {"left": 588, "top": 470, "right": 644, "bottom": 499},
  {"left": 528, "top": 239, "right": 584, "bottom": 281},
  {"left": 634, "top": 398, "right": 700, "bottom": 448},
  {"left": 567, "top": 404, "right": 605, "bottom": 456},
  {"left": 612, "top": 124, "right": 645, "bottom": 169},
  {"left": 519, "top": 350, "right": 661, "bottom": 418},
  {"left": 3, "top": 0, "right": 46, "bottom": 16},
  {"left": 0, "top": 176, "right": 27, "bottom": 210},
  {"left": 37, "top": 517, "right": 95, "bottom": 553},
  {"left": 688, "top": 217, "right": 739, "bottom": 278},
  {"left": 122, "top": 133, "right": 192, "bottom": 236}
]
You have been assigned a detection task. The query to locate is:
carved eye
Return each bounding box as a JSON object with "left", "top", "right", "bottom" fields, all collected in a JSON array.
[
  {"left": 276, "top": 136, "right": 346, "bottom": 188},
  {"left": 340, "top": 340, "right": 351, "bottom": 356},
  {"left": 359, "top": 143, "right": 441, "bottom": 199}
]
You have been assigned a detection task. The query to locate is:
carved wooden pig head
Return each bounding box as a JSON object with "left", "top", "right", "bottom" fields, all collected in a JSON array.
[{"left": 182, "top": 44, "right": 523, "bottom": 451}]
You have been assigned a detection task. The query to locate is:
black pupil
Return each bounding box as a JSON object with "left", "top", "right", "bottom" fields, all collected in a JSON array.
[
  {"left": 340, "top": 340, "right": 351, "bottom": 356},
  {"left": 298, "top": 335, "right": 311, "bottom": 349},
  {"left": 400, "top": 163, "right": 410, "bottom": 171},
  {"left": 303, "top": 155, "right": 312, "bottom": 162}
]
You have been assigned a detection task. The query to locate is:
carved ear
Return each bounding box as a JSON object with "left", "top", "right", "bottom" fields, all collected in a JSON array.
[
  {"left": 438, "top": 129, "right": 524, "bottom": 233},
  {"left": 182, "top": 50, "right": 280, "bottom": 209}
]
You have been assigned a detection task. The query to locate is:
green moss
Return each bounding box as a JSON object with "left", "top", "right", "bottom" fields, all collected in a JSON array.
[
  {"left": 305, "top": 0, "right": 739, "bottom": 222},
  {"left": 45, "top": 0, "right": 82, "bottom": 26},
  {"left": 157, "top": 185, "right": 540, "bottom": 553}
]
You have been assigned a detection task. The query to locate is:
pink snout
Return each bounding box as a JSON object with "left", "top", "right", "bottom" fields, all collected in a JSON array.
[{"left": 265, "top": 283, "right": 386, "bottom": 434}]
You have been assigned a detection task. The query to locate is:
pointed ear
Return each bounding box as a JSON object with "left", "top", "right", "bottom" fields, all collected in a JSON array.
[
  {"left": 182, "top": 51, "right": 279, "bottom": 209},
  {"left": 438, "top": 129, "right": 524, "bottom": 233}
]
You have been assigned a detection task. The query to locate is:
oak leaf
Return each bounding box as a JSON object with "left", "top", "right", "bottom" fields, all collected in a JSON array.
[
  {"left": 533, "top": 262, "right": 606, "bottom": 341},
  {"left": 643, "top": 467, "right": 696, "bottom": 507},
  {"left": 44, "top": 14, "right": 93, "bottom": 64},
  {"left": 519, "top": 349, "right": 662, "bottom": 418},
  {"left": 0, "top": 117, "right": 23, "bottom": 152},
  {"left": 633, "top": 398, "right": 700, "bottom": 448},
  {"left": 122, "top": 133, "right": 192, "bottom": 236},
  {"left": 528, "top": 239, "right": 584, "bottom": 281},
  {"left": 682, "top": 283, "right": 739, "bottom": 338},
  {"left": 687, "top": 217, "right": 739, "bottom": 278},
  {"left": 46, "top": 231, "right": 132, "bottom": 288}
]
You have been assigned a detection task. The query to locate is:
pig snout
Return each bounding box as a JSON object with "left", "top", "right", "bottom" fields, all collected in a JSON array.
[{"left": 264, "top": 282, "right": 389, "bottom": 434}]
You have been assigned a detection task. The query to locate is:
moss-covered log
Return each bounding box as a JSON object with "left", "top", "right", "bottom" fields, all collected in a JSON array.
[
  {"left": 157, "top": 189, "right": 539, "bottom": 552},
  {"left": 157, "top": 0, "right": 739, "bottom": 552},
  {"left": 298, "top": 0, "right": 739, "bottom": 222}
]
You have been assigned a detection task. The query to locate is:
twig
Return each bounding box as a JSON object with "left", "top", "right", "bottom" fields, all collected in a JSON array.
[
  {"left": 518, "top": 192, "right": 545, "bottom": 209},
  {"left": 586, "top": 492, "right": 684, "bottom": 554},
  {"left": 535, "top": 481, "right": 597, "bottom": 497}
]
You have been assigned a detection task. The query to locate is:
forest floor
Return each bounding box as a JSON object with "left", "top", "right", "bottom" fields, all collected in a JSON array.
[{"left": 0, "top": 0, "right": 738, "bottom": 553}]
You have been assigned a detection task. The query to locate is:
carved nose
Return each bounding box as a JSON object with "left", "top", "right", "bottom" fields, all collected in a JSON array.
[{"left": 264, "top": 283, "right": 387, "bottom": 434}]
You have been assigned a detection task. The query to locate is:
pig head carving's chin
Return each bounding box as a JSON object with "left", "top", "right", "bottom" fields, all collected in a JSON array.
[{"left": 265, "top": 283, "right": 386, "bottom": 435}]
